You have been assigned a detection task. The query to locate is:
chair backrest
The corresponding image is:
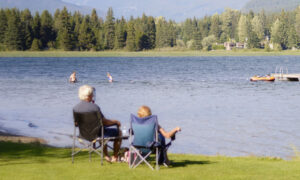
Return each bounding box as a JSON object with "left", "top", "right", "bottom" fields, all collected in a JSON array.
[
  {"left": 73, "top": 111, "right": 102, "bottom": 141},
  {"left": 130, "top": 114, "right": 158, "bottom": 147}
]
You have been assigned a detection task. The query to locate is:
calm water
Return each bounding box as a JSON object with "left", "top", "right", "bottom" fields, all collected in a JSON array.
[{"left": 0, "top": 56, "right": 299, "bottom": 158}]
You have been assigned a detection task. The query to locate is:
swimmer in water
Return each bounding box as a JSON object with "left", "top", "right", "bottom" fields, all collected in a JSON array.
[
  {"left": 107, "top": 72, "right": 113, "bottom": 83},
  {"left": 69, "top": 71, "right": 77, "bottom": 83}
]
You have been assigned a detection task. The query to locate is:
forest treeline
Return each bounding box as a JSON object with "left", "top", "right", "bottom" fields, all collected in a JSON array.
[{"left": 1, "top": 6, "right": 300, "bottom": 51}]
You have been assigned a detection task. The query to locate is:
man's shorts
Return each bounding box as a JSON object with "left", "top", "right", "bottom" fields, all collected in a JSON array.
[{"left": 99, "top": 127, "right": 119, "bottom": 137}]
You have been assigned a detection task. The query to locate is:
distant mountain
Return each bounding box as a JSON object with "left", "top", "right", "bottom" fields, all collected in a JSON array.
[
  {"left": 62, "top": 0, "right": 250, "bottom": 21},
  {"left": 0, "top": 0, "right": 101, "bottom": 15},
  {"left": 242, "top": 0, "right": 300, "bottom": 13},
  {"left": 0, "top": 0, "right": 254, "bottom": 21}
]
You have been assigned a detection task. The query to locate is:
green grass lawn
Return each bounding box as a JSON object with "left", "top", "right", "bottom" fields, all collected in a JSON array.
[
  {"left": 2, "top": 49, "right": 300, "bottom": 57},
  {"left": 0, "top": 142, "right": 299, "bottom": 180}
]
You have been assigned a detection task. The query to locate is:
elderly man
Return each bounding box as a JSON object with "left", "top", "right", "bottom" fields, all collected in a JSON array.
[{"left": 73, "top": 85, "right": 122, "bottom": 162}]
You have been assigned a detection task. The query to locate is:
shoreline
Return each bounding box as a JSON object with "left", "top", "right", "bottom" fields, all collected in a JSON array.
[
  {"left": 1, "top": 50, "right": 300, "bottom": 57},
  {"left": 0, "top": 130, "right": 47, "bottom": 144},
  {"left": 1, "top": 129, "right": 298, "bottom": 160},
  {"left": 0, "top": 129, "right": 297, "bottom": 160}
]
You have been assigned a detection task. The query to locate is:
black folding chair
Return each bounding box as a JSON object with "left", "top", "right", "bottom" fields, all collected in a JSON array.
[{"left": 71, "top": 111, "right": 117, "bottom": 165}]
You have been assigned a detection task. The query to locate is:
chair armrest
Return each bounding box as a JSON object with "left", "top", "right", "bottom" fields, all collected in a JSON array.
[
  {"left": 171, "top": 134, "right": 176, "bottom": 141},
  {"left": 104, "top": 124, "right": 118, "bottom": 128}
]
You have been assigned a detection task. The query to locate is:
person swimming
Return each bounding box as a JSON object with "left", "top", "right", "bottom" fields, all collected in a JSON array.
[
  {"left": 107, "top": 72, "right": 113, "bottom": 83},
  {"left": 69, "top": 71, "right": 77, "bottom": 83}
]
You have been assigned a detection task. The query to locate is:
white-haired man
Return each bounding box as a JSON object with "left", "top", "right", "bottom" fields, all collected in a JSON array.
[{"left": 73, "top": 85, "right": 122, "bottom": 162}]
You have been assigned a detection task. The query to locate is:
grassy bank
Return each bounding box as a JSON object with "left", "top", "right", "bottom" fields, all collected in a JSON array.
[
  {"left": 1, "top": 49, "right": 300, "bottom": 57},
  {"left": 0, "top": 141, "right": 299, "bottom": 180}
]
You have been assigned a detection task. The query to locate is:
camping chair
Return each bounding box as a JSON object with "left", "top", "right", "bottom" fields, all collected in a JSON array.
[
  {"left": 129, "top": 114, "right": 160, "bottom": 170},
  {"left": 72, "top": 111, "right": 117, "bottom": 165}
]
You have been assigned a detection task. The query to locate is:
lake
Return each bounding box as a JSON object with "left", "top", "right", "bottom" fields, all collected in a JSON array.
[{"left": 0, "top": 56, "right": 299, "bottom": 158}]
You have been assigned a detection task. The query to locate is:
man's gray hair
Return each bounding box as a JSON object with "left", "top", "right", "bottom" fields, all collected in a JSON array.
[{"left": 78, "top": 85, "right": 94, "bottom": 101}]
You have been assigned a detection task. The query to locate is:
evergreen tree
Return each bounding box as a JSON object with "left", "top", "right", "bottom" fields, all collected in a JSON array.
[
  {"left": 219, "top": 32, "right": 227, "bottom": 43},
  {"left": 78, "top": 15, "right": 96, "bottom": 50},
  {"left": 0, "top": 9, "right": 8, "bottom": 44},
  {"left": 90, "top": 9, "right": 99, "bottom": 29},
  {"left": 4, "top": 9, "right": 23, "bottom": 50},
  {"left": 167, "top": 20, "right": 177, "bottom": 47},
  {"left": 32, "top": 12, "right": 41, "bottom": 39},
  {"left": 53, "top": 9, "right": 61, "bottom": 31},
  {"left": 209, "top": 14, "right": 221, "bottom": 41},
  {"left": 96, "top": 29, "right": 105, "bottom": 50},
  {"left": 155, "top": 17, "right": 176, "bottom": 48},
  {"left": 104, "top": 8, "right": 115, "bottom": 49},
  {"left": 200, "top": 16, "right": 211, "bottom": 38},
  {"left": 94, "top": 17, "right": 105, "bottom": 50},
  {"left": 202, "top": 35, "right": 216, "bottom": 51},
  {"left": 275, "top": 10, "right": 289, "bottom": 49},
  {"left": 238, "top": 15, "right": 249, "bottom": 43},
  {"left": 251, "top": 15, "right": 264, "bottom": 41},
  {"left": 221, "top": 9, "right": 234, "bottom": 41},
  {"left": 4, "top": 6, "right": 300, "bottom": 52},
  {"left": 193, "top": 29, "right": 202, "bottom": 50},
  {"left": 31, "top": 38, "right": 41, "bottom": 50},
  {"left": 126, "top": 19, "right": 136, "bottom": 51},
  {"left": 147, "top": 16, "right": 156, "bottom": 49},
  {"left": 247, "top": 30, "right": 260, "bottom": 48},
  {"left": 114, "top": 17, "right": 127, "bottom": 49},
  {"left": 287, "top": 25, "right": 298, "bottom": 49},
  {"left": 20, "top": 9, "right": 33, "bottom": 50},
  {"left": 248, "top": 10, "right": 255, "bottom": 19},
  {"left": 135, "top": 31, "right": 148, "bottom": 51},
  {"left": 72, "top": 11, "right": 83, "bottom": 50},
  {"left": 281, "top": 10, "right": 289, "bottom": 48},
  {"left": 259, "top": 9, "right": 268, "bottom": 38},
  {"left": 271, "top": 18, "right": 284, "bottom": 49},
  {"left": 155, "top": 17, "right": 165, "bottom": 48},
  {"left": 295, "top": 6, "right": 300, "bottom": 38},
  {"left": 57, "top": 7, "right": 75, "bottom": 50},
  {"left": 135, "top": 14, "right": 155, "bottom": 50},
  {"left": 182, "top": 18, "right": 194, "bottom": 43},
  {"left": 40, "top": 10, "right": 55, "bottom": 49},
  {"left": 221, "top": 8, "right": 240, "bottom": 41}
]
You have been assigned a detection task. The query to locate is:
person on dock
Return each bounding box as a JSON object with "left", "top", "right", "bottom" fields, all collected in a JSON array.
[
  {"left": 69, "top": 71, "right": 77, "bottom": 83},
  {"left": 137, "top": 105, "right": 181, "bottom": 165},
  {"left": 107, "top": 72, "right": 113, "bottom": 83},
  {"left": 73, "top": 85, "right": 122, "bottom": 162}
]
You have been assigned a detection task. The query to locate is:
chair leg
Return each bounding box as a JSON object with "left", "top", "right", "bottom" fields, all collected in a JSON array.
[
  {"left": 156, "top": 147, "right": 159, "bottom": 170},
  {"left": 129, "top": 146, "right": 135, "bottom": 168},
  {"left": 130, "top": 146, "right": 154, "bottom": 170},
  {"left": 101, "top": 140, "right": 104, "bottom": 165},
  {"left": 72, "top": 126, "right": 76, "bottom": 163},
  {"left": 72, "top": 145, "right": 74, "bottom": 163},
  {"left": 89, "top": 150, "right": 91, "bottom": 162},
  {"left": 132, "top": 151, "right": 153, "bottom": 170}
]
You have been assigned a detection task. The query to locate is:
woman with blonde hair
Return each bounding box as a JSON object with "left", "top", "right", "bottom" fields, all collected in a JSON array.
[{"left": 137, "top": 105, "right": 181, "bottom": 165}]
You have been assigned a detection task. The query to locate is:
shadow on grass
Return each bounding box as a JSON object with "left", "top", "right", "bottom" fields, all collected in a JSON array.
[
  {"left": 145, "top": 156, "right": 215, "bottom": 169},
  {"left": 171, "top": 160, "right": 214, "bottom": 168},
  {"left": 0, "top": 141, "right": 88, "bottom": 165},
  {"left": 0, "top": 141, "right": 69, "bottom": 158}
]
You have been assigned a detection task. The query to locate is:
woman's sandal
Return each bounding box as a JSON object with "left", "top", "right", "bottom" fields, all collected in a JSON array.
[
  {"left": 111, "top": 156, "right": 119, "bottom": 163},
  {"left": 105, "top": 156, "right": 112, "bottom": 163}
]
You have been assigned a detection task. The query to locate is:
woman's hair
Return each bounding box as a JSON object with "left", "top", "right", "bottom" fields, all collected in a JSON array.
[
  {"left": 78, "top": 85, "right": 94, "bottom": 101},
  {"left": 137, "top": 105, "right": 152, "bottom": 118}
]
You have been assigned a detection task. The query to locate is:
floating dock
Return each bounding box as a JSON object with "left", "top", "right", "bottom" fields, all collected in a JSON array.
[{"left": 271, "top": 73, "right": 300, "bottom": 81}]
